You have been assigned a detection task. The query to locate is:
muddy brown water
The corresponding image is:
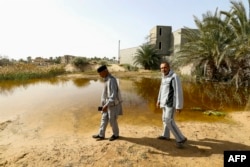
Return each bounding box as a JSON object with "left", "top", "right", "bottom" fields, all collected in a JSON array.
[{"left": 0, "top": 76, "right": 249, "bottom": 135}]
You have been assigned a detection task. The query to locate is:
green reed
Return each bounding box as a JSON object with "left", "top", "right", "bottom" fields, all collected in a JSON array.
[{"left": 0, "top": 64, "right": 65, "bottom": 80}]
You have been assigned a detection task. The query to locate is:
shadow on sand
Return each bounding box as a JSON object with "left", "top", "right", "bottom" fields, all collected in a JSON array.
[{"left": 120, "top": 136, "right": 250, "bottom": 157}]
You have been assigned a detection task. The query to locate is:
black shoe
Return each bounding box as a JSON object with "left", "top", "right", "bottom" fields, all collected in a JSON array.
[
  {"left": 157, "top": 136, "right": 170, "bottom": 140},
  {"left": 176, "top": 137, "right": 187, "bottom": 148},
  {"left": 92, "top": 134, "right": 104, "bottom": 140},
  {"left": 179, "top": 137, "right": 187, "bottom": 144},
  {"left": 109, "top": 135, "right": 119, "bottom": 141}
]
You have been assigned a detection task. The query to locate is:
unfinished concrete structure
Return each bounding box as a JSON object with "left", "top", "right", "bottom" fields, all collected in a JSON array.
[
  {"left": 119, "top": 25, "right": 193, "bottom": 66},
  {"left": 149, "top": 25, "right": 172, "bottom": 56}
]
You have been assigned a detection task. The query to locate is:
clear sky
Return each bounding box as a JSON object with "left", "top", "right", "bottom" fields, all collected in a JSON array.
[{"left": 0, "top": 0, "right": 248, "bottom": 60}]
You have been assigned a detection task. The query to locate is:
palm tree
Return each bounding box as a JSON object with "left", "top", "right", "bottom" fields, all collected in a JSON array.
[
  {"left": 133, "top": 44, "right": 161, "bottom": 70},
  {"left": 175, "top": 0, "right": 250, "bottom": 85},
  {"left": 249, "top": 0, "right": 250, "bottom": 20},
  {"left": 221, "top": 0, "right": 250, "bottom": 87},
  {"left": 175, "top": 9, "right": 233, "bottom": 81}
]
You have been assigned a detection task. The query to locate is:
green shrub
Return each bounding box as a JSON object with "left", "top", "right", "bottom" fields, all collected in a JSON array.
[{"left": 121, "top": 64, "right": 138, "bottom": 71}]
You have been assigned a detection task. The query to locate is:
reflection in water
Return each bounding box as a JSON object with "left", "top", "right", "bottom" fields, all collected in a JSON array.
[
  {"left": 132, "top": 77, "right": 250, "bottom": 122},
  {"left": 0, "top": 78, "right": 68, "bottom": 96},
  {"left": 0, "top": 77, "right": 249, "bottom": 137},
  {"left": 72, "top": 78, "right": 92, "bottom": 87},
  {"left": 132, "top": 77, "right": 249, "bottom": 112},
  {"left": 0, "top": 77, "right": 95, "bottom": 96},
  {"left": 133, "top": 77, "right": 161, "bottom": 113},
  {"left": 182, "top": 82, "right": 249, "bottom": 111},
  {"left": 115, "top": 79, "right": 159, "bottom": 126}
]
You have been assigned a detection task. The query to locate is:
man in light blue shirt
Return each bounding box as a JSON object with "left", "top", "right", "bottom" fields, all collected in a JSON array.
[{"left": 92, "top": 65, "right": 123, "bottom": 141}]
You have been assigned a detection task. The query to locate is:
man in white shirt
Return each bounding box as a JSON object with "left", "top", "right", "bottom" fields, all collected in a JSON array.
[{"left": 156, "top": 61, "right": 187, "bottom": 148}]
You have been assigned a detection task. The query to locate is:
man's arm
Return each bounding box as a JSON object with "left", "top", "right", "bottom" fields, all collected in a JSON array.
[
  {"left": 173, "top": 75, "right": 183, "bottom": 110},
  {"left": 103, "top": 78, "right": 118, "bottom": 110}
]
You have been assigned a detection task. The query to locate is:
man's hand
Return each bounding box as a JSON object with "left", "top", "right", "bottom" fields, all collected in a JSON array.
[
  {"left": 102, "top": 105, "right": 108, "bottom": 112},
  {"left": 156, "top": 102, "right": 160, "bottom": 108},
  {"left": 176, "top": 109, "right": 182, "bottom": 114}
]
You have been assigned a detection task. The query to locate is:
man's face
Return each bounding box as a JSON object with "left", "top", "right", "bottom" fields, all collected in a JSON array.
[
  {"left": 98, "top": 70, "right": 107, "bottom": 78},
  {"left": 160, "top": 63, "right": 170, "bottom": 75}
]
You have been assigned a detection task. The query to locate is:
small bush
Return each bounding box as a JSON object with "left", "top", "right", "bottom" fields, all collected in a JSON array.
[
  {"left": 121, "top": 64, "right": 138, "bottom": 71},
  {"left": 100, "top": 61, "right": 108, "bottom": 66}
]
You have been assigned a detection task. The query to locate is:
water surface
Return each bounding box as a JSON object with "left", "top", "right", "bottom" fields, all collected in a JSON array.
[{"left": 0, "top": 77, "right": 249, "bottom": 136}]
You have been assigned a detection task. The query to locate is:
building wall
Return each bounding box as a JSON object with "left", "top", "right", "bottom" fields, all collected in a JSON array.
[
  {"left": 172, "top": 28, "right": 199, "bottom": 55},
  {"left": 172, "top": 29, "right": 182, "bottom": 54},
  {"left": 61, "top": 55, "right": 75, "bottom": 64},
  {"left": 119, "top": 46, "right": 139, "bottom": 65},
  {"left": 150, "top": 25, "right": 172, "bottom": 56}
]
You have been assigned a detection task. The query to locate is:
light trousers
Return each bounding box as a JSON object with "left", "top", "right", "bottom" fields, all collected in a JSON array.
[
  {"left": 98, "top": 106, "right": 119, "bottom": 137},
  {"left": 161, "top": 106, "right": 185, "bottom": 142}
]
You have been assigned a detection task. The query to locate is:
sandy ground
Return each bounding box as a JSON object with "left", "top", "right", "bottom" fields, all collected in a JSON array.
[
  {"left": 0, "top": 111, "right": 249, "bottom": 167},
  {"left": 1, "top": 65, "right": 250, "bottom": 167}
]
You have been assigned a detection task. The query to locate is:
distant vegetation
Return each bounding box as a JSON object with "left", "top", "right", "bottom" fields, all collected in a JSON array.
[
  {"left": 120, "top": 64, "right": 138, "bottom": 71},
  {"left": 0, "top": 55, "right": 119, "bottom": 81},
  {"left": 71, "top": 57, "right": 89, "bottom": 71},
  {"left": 0, "top": 63, "right": 65, "bottom": 80}
]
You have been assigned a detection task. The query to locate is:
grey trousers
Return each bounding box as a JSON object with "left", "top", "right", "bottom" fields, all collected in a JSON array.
[
  {"left": 161, "top": 106, "right": 185, "bottom": 142},
  {"left": 98, "top": 106, "right": 119, "bottom": 137}
]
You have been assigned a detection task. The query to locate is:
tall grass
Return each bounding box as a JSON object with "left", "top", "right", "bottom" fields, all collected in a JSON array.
[{"left": 0, "top": 64, "right": 65, "bottom": 80}]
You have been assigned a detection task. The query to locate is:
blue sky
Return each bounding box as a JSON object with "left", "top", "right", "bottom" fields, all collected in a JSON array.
[{"left": 0, "top": 0, "right": 248, "bottom": 60}]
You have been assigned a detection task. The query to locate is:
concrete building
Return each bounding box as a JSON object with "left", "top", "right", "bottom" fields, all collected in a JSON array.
[
  {"left": 172, "top": 28, "right": 199, "bottom": 54},
  {"left": 149, "top": 25, "right": 172, "bottom": 56},
  {"left": 61, "top": 55, "right": 75, "bottom": 64},
  {"left": 119, "top": 25, "right": 197, "bottom": 66}
]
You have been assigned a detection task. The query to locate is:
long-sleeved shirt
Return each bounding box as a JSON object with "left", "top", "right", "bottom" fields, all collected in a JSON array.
[
  {"left": 101, "top": 74, "right": 122, "bottom": 108},
  {"left": 157, "top": 70, "right": 183, "bottom": 109}
]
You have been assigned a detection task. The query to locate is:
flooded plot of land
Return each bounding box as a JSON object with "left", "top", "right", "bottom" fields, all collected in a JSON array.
[
  {"left": 0, "top": 76, "right": 249, "bottom": 137},
  {"left": 0, "top": 75, "right": 250, "bottom": 167}
]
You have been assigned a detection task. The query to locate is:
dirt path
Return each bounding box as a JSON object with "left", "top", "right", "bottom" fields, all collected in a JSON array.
[{"left": 0, "top": 111, "right": 249, "bottom": 167}]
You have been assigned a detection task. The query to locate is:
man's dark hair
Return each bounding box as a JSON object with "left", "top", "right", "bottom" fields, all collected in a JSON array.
[
  {"left": 97, "top": 65, "right": 107, "bottom": 73},
  {"left": 160, "top": 61, "right": 170, "bottom": 66}
]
